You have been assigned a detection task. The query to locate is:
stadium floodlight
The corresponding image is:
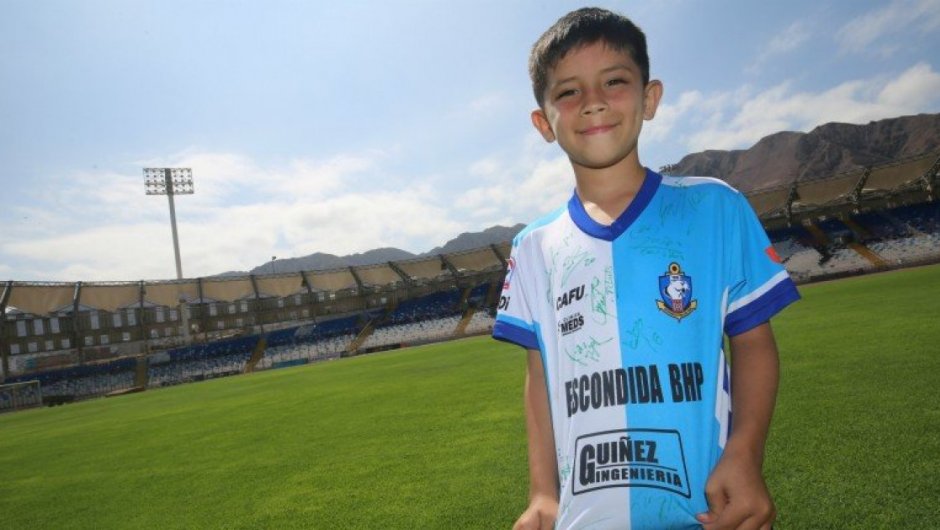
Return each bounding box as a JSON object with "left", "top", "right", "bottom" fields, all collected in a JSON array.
[{"left": 144, "top": 167, "right": 194, "bottom": 342}]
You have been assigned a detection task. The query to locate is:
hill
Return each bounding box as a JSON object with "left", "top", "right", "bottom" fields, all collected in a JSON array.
[
  {"left": 663, "top": 112, "right": 940, "bottom": 192},
  {"left": 244, "top": 224, "right": 525, "bottom": 275}
]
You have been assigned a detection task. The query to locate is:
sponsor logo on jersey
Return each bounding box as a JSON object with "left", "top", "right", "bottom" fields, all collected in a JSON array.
[
  {"left": 502, "top": 257, "right": 516, "bottom": 290},
  {"left": 558, "top": 312, "right": 584, "bottom": 336},
  {"left": 564, "top": 362, "right": 704, "bottom": 418},
  {"left": 565, "top": 365, "right": 665, "bottom": 417},
  {"left": 656, "top": 262, "right": 697, "bottom": 321},
  {"left": 557, "top": 285, "right": 585, "bottom": 310},
  {"left": 497, "top": 295, "right": 510, "bottom": 311},
  {"left": 573, "top": 429, "right": 691, "bottom": 498}
]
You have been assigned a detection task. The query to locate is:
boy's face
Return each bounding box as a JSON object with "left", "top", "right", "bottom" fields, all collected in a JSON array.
[{"left": 531, "top": 41, "right": 662, "bottom": 174}]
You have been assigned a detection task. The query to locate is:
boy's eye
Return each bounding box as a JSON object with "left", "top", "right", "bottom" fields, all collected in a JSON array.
[
  {"left": 555, "top": 88, "right": 578, "bottom": 100},
  {"left": 606, "top": 78, "right": 627, "bottom": 87}
]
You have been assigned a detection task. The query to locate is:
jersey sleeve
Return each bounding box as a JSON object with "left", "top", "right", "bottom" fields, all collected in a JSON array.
[
  {"left": 723, "top": 191, "right": 800, "bottom": 336},
  {"left": 492, "top": 237, "right": 541, "bottom": 351}
]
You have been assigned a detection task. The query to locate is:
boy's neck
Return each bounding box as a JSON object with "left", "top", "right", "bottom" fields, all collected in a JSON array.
[{"left": 573, "top": 159, "right": 648, "bottom": 226}]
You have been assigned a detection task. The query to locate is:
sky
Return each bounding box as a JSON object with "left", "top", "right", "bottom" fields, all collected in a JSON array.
[{"left": 2, "top": 0, "right": 939, "bottom": 283}]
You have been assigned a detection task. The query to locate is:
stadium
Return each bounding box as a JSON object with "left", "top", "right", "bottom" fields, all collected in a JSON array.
[{"left": 1, "top": 147, "right": 939, "bottom": 528}]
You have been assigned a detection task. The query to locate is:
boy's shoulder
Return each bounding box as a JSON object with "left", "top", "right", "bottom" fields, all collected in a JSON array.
[
  {"left": 660, "top": 174, "right": 742, "bottom": 196},
  {"left": 511, "top": 203, "right": 569, "bottom": 248},
  {"left": 659, "top": 174, "right": 748, "bottom": 214}
]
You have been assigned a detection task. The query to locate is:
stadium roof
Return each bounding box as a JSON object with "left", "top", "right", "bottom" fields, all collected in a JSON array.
[
  {"left": 1, "top": 243, "right": 511, "bottom": 317},
  {"left": 748, "top": 150, "right": 939, "bottom": 227}
]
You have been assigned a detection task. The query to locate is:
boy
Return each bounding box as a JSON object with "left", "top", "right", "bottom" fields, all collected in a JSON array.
[{"left": 492, "top": 7, "right": 799, "bottom": 530}]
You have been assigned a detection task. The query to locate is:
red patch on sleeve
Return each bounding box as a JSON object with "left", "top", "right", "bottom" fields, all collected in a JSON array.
[{"left": 765, "top": 245, "right": 782, "bottom": 264}]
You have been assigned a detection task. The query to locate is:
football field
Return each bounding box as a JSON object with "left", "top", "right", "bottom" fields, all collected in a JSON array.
[{"left": 1, "top": 264, "right": 938, "bottom": 529}]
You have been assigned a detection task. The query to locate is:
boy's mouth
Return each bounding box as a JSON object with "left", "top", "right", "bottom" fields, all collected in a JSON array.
[{"left": 579, "top": 123, "right": 617, "bottom": 135}]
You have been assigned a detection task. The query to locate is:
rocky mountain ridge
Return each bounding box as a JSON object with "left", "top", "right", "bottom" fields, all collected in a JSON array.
[
  {"left": 662, "top": 113, "right": 940, "bottom": 193},
  {"left": 226, "top": 224, "right": 525, "bottom": 276}
]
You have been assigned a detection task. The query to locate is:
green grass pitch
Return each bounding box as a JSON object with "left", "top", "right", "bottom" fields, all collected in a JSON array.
[{"left": 1, "top": 264, "right": 938, "bottom": 529}]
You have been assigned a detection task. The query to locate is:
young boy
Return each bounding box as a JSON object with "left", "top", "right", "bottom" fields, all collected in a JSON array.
[{"left": 492, "top": 7, "right": 800, "bottom": 530}]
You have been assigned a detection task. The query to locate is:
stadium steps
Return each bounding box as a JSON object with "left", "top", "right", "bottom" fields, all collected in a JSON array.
[
  {"left": 244, "top": 337, "right": 267, "bottom": 373},
  {"left": 804, "top": 223, "right": 830, "bottom": 246},
  {"left": 347, "top": 321, "right": 376, "bottom": 354},
  {"left": 459, "top": 286, "right": 472, "bottom": 308},
  {"left": 842, "top": 217, "right": 873, "bottom": 241},
  {"left": 849, "top": 243, "right": 889, "bottom": 268},
  {"left": 454, "top": 308, "right": 475, "bottom": 336},
  {"left": 134, "top": 356, "right": 149, "bottom": 388},
  {"left": 485, "top": 281, "right": 502, "bottom": 308}
]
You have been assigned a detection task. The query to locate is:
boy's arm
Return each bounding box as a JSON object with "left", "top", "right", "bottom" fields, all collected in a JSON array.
[
  {"left": 514, "top": 348, "right": 559, "bottom": 530},
  {"left": 697, "top": 322, "right": 779, "bottom": 530}
]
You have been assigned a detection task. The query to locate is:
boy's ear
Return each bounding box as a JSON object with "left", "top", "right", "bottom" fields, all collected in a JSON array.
[
  {"left": 531, "top": 108, "right": 556, "bottom": 143},
  {"left": 643, "top": 80, "right": 664, "bottom": 121}
]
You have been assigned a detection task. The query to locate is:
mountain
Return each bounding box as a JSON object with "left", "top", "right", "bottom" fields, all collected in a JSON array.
[
  {"left": 238, "top": 224, "right": 525, "bottom": 276},
  {"left": 251, "top": 248, "right": 417, "bottom": 275},
  {"left": 421, "top": 224, "right": 525, "bottom": 256},
  {"left": 663, "top": 113, "right": 940, "bottom": 193}
]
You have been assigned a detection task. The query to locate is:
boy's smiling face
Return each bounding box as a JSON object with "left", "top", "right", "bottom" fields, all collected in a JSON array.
[{"left": 531, "top": 41, "right": 662, "bottom": 175}]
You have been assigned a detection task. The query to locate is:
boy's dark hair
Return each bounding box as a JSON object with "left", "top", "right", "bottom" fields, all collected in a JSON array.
[{"left": 529, "top": 7, "right": 650, "bottom": 108}]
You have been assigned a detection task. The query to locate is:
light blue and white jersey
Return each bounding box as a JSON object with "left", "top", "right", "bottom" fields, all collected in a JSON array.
[{"left": 493, "top": 169, "right": 799, "bottom": 530}]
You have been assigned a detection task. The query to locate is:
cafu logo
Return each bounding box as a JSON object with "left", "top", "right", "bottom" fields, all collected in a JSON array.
[{"left": 557, "top": 285, "right": 585, "bottom": 310}]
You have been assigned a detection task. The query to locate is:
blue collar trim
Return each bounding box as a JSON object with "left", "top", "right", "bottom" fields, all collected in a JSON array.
[{"left": 568, "top": 168, "right": 662, "bottom": 241}]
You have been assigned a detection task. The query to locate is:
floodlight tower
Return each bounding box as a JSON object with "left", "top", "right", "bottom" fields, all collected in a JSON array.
[{"left": 144, "top": 167, "right": 194, "bottom": 342}]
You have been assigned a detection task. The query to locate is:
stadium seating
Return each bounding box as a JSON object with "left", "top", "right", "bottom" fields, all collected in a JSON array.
[
  {"left": 146, "top": 335, "right": 258, "bottom": 387},
  {"left": 360, "top": 316, "right": 462, "bottom": 349},
  {"left": 764, "top": 201, "right": 940, "bottom": 280},
  {"left": 8, "top": 357, "right": 138, "bottom": 400},
  {"left": 257, "top": 334, "right": 352, "bottom": 369},
  {"left": 463, "top": 310, "right": 496, "bottom": 335}
]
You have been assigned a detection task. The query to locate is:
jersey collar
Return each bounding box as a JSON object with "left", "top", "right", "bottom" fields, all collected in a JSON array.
[{"left": 568, "top": 168, "right": 662, "bottom": 241}]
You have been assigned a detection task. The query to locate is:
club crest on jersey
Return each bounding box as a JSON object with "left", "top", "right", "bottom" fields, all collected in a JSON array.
[{"left": 656, "top": 262, "right": 697, "bottom": 321}]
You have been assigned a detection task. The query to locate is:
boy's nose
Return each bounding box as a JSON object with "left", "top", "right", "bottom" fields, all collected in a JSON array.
[{"left": 580, "top": 88, "right": 607, "bottom": 115}]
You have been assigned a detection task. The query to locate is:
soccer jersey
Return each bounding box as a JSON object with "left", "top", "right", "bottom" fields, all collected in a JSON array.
[{"left": 493, "top": 168, "right": 799, "bottom": 530}]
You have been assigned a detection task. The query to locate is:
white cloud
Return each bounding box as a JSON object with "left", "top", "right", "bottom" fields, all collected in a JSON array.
[
  {"left": 644, "top": 90, "right": 704, "bottom": 142},
  {"left": 648, "top": 63, "right": 940, "bottom": 153},
  {"left": 4, "top": 222, "right": 177, "bottom": 281},
  {"left": 136, "top": 150, "right": 384, "bottom": 208},
  {"left": 749, "top": 21, "right": 812, "bottom": 72},
  {"left": 877, "top": 62, "right": 940, "bottom": 108},
  {"left": 456, "top": 133, "right": 572, "bottom": 226},
  {"left": 468, "top": 92, "right": 511, "bottom": 115},
  {"left": 836, "top": 0, "right": 940, "bottom": 54},
  {"left": 0, "top": 148, "right": 489, "bottom": 281}
]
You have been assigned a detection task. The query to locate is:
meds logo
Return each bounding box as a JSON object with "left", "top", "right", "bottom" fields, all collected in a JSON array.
[
  {"left": 656, "top": 262, "right": 697, "bottom": 321},
  {"left": 573, "top": 429, "right": 691, "bottom": 498},
  {"left": 558, "top": 312, "right": 584, "bottom": 336}
]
